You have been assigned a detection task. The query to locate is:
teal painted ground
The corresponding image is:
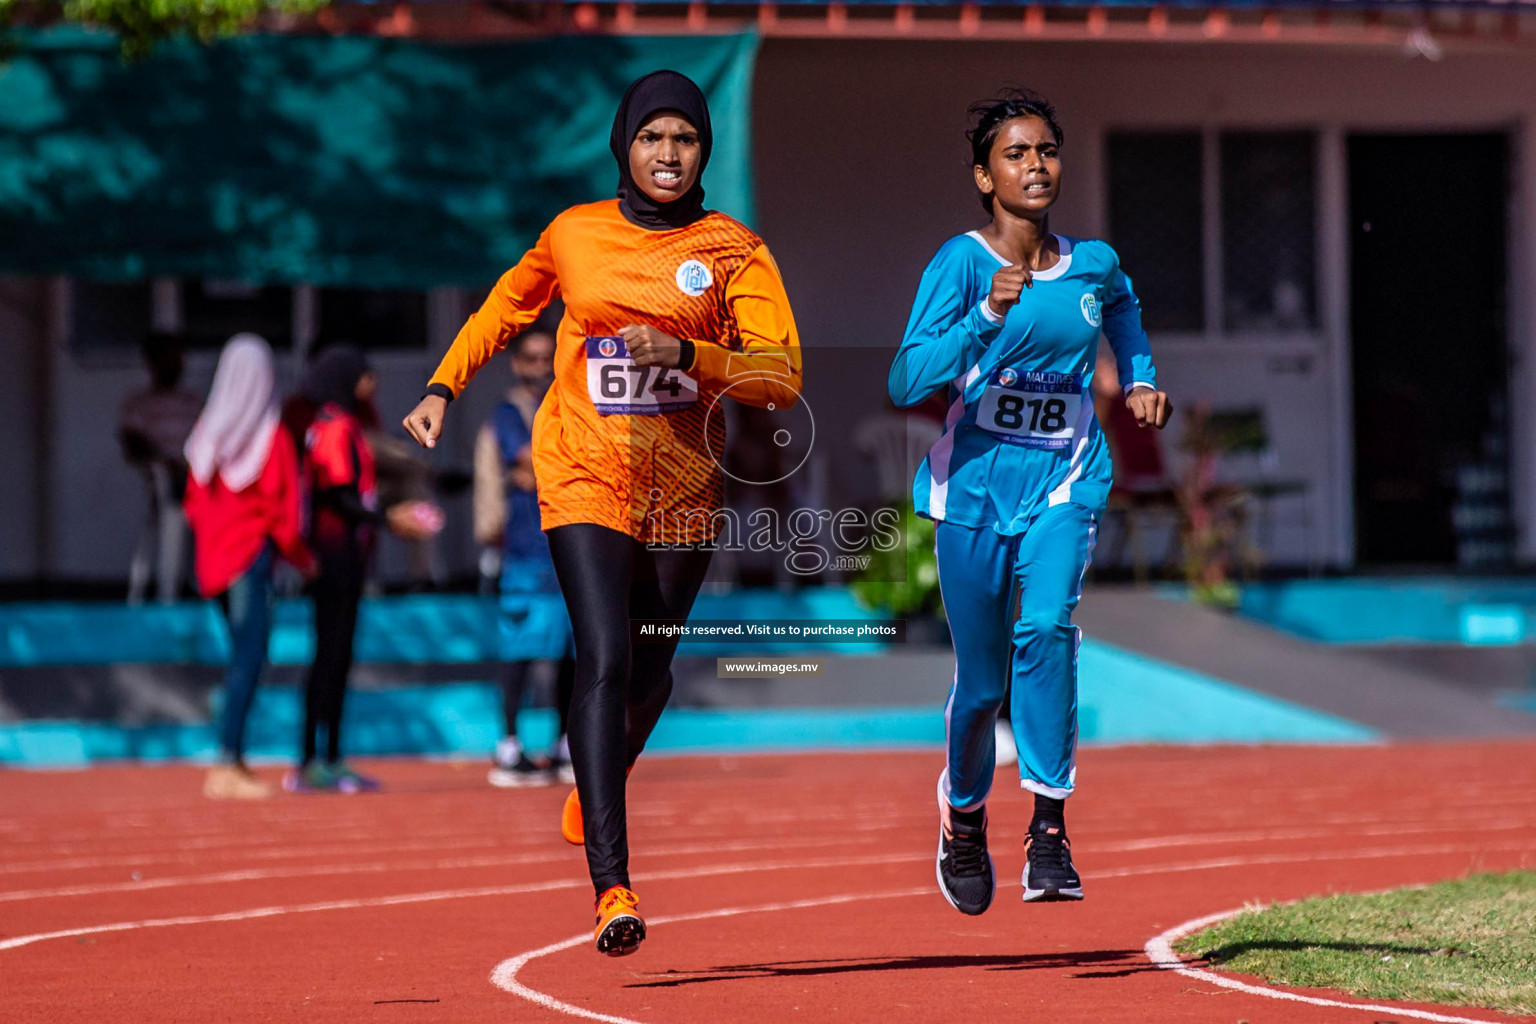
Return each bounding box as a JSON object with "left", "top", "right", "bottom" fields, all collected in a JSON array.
[
  {"left": 0, "top": 637, "right": 1377, "bottom": 767},
  {"left": 1075, "top": 639, "right": 1373, "bottom": 744},
  {"left": 0, "top": 590, "right": 890, "bottom": 667},
  {"left": 40, "top": 579, "right": 1536, "bottom": 661},
  {"left": 1503, "top": 693, "right": 1536, "bottom": 717},
  {"left": 1232, "top": 578, "right": 1536, "bottom": 645}
]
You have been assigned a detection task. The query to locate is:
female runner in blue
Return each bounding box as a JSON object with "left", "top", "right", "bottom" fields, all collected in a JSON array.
[{"left": 888, "top": 90, "right": 1172, "bottom": 915}]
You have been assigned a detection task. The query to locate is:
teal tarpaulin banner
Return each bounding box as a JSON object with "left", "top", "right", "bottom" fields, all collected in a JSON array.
[{"left": 0, "top": 30, "right": 759, "bottom": 287}]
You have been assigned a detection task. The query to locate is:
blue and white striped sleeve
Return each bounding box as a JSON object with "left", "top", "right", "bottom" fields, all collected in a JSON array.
[
  {"left": 1101, "top": 249, "right": 1157, "bottom": 395},
  {"left": 887, "top": 244, "right": 1006, "bottom": 409}
]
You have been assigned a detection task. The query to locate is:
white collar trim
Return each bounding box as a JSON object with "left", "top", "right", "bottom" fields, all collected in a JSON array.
[{"left": 966, "top": 231, "right": 1073, "bottom": 281}]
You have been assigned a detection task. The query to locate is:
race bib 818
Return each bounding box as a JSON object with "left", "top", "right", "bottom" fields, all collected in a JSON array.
[
  {"left": 585, "top": 336, "right": 699, "bottom": 416},
  {"left": 975, "top": 369, "right": 1082, "bottom": 450}
]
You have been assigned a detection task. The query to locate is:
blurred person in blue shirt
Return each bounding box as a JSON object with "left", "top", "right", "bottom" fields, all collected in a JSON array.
[{"left": 474, "top": 322, "right": 576, "bottom": 787}]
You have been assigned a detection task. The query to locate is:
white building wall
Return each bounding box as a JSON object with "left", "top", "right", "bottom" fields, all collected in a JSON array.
[
  {"left": 754, "top": 37, "right": 1536, "bottom": 569},
  {"left": 42, "top": 284, "right": 217, "bottom": 582}
]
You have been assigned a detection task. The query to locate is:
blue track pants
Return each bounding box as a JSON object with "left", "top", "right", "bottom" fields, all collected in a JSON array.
[{"left": 935, "top": 503, "right": 1097, "bottom": 809}]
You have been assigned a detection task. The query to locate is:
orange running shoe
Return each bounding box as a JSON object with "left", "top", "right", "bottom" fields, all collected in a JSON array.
[
  {"left": 594, "top": 885, "right": 645, "bottom": 956},
  {"left": 561, "top": 787, "right": 584, "bottom": 845}
]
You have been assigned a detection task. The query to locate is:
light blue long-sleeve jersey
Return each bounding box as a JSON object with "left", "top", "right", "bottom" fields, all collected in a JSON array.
[{"left": 888, "top": 230, "right": 1157, "bottom": 534}]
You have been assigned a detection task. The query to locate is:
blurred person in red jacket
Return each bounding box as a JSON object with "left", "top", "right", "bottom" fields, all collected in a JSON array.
[
  {"left": 288, "top": 345, "right": 441, "bottom": 794},
  {"left": 184, "top": 333, "right": 316, "bottom": 800}
]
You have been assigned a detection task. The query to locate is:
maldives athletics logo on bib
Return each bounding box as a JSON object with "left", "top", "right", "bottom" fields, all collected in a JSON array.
[
  {"left": 676, "top": 259, "right": 713, "bottom": 296},
  {"left": 1080, "top": 294, "right": 1102, "bottom": 327}
]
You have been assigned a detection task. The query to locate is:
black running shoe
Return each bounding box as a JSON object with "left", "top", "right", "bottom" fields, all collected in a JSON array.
[
  {"left": 934, "top": 773, "right": 995, "bottom": 916},
  {"left": 487, "top": 752, "right": 549, "bottom": 789},
  {"left": 1022, "top": 821, "right": 1084, "bottom": 902}
]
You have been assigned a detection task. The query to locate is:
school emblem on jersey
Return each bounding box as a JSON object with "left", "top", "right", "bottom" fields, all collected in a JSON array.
[
  {"left": 1080, "top": 294, "right": 1102, "bottom": 327},
  {"left": 675, "top": 259, "right": 713, "bottom": 297},
  {"left": 598, "top": 337, "right": 619, "bottom": 358},
  {"left": 997, "top": 368, "right": 1018, "bottom": 387}
]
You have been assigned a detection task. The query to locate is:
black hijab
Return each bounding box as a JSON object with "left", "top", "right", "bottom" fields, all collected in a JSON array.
[
  {"left": 305, "top": 344, "right": 371, "bottom": 412},
  {"left": 610, "top": 70, "right": 713, "bottom": 231}
]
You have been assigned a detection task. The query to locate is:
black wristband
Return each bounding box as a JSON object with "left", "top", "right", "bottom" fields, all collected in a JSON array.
[
  {"left": 423, "top": 383, "right": 454, "bottom": 403},
  {"left": 677, "top": 338, "right": 697, "bottom": 373}
]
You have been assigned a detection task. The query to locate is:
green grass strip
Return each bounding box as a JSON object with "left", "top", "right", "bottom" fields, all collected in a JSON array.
[{"left": 1176, "top": 870, "right": 1536, "bottom": 1016}]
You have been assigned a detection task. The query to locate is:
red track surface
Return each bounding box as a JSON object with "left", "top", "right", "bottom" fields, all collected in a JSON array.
[{"left": 3, "top": 743, "right": 1534, "bottom": 1023}]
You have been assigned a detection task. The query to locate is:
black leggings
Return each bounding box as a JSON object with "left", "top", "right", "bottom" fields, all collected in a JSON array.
[
  {"left": 547, "top": 523, "right": 713, "bottom": 896},
  {"left": 301, "top": 556, "right": 364, "bottom": 766}
]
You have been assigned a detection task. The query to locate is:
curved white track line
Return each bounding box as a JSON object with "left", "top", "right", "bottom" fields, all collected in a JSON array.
[
  {"left": 489, "top": 887, "right": 935, "bottom": 1024},
  {"left": 487, "top": 839, "right": 1534, "bottom": 1022},
  {"left": 1145, "top": 909, "right": 1508, "bottom": 1024},
  {"left": 5, "top": 836, "right": 1527, "bottom": 1023}
]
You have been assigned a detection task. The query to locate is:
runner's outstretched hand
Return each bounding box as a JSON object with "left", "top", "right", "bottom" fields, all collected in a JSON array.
[
  {"left": 1126, "top": 387, "right": 1173, "bottom": 429},
  {"left": 403, "top": 394, "right": 448, "bottom": 449}
]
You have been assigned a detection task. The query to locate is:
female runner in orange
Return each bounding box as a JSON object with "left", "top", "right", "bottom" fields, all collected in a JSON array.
[{"left": 403, "top": 70, "right": 801, "bottom": 957}]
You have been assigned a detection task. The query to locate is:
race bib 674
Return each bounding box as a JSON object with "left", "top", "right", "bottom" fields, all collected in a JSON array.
[{"left": 585, "top": 336, "right": 699, "bottom": 416}]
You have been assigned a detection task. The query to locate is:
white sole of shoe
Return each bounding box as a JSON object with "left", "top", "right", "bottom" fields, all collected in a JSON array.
[
  {"left": 1021, "top": 870, "right": 1085, "bottom": 902},
  {"left": 487, "top": 768, "right": 548, "bottom": 789}
]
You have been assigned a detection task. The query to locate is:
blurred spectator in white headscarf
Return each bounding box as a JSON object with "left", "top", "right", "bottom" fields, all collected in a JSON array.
[{"left": 184, "top": 333, "right": 316, "bottom": 800}]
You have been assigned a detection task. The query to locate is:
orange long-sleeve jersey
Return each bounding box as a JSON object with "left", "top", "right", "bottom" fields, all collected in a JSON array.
[{"left": 430, "top": 200, "right": 802, "bottom": 544}]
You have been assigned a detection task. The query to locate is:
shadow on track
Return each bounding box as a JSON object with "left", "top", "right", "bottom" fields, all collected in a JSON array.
[{"left": 628, "top": 949, "right": 1153, "bottom": 988}]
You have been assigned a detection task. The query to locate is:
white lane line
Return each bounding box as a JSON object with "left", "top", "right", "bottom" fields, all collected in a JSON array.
[
  {"left": 0, "top": 855, "right": 576, "bottom": 905},
  {"left": 12, "top": 835, "right": 1524, "bottom": 907},
  {"left": 14, "top": 812, "right": 1528, "bottom": 880},
  {"left": 0, "top": 852, "right": 922, "bottom": 953},
  {"left": 0, "top": 835, "right": 511, "bottom": 875},
  {"left": 1096, "top": 819, "right": 1535, "bottom": 854},
  {"left": 0, "top": 834, "right": 856, "bottom": 904},
  {"left": 12, "top": 803, "right": 913, "bottom": 849},
  {"left": 0, "top": 817, "right": 914, "bottom": 875},
  {"left": 489, "top": 887, "right": 935, "bottom": 1024},
  {"left": 29, "top": 797, "right": 1518, "bottom": 863},
  {"left": 1097, "top": 839, "right": 1536, "bottom": 879},
  {"left": 8, "top": 826, "right": 488, "bottom": 857},
  {"left": 1146, "top": 909, "right": 1509, "bottom": 1024},
  {"left": 0, "top": 881, "right": 573, "bottom": 953}
]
